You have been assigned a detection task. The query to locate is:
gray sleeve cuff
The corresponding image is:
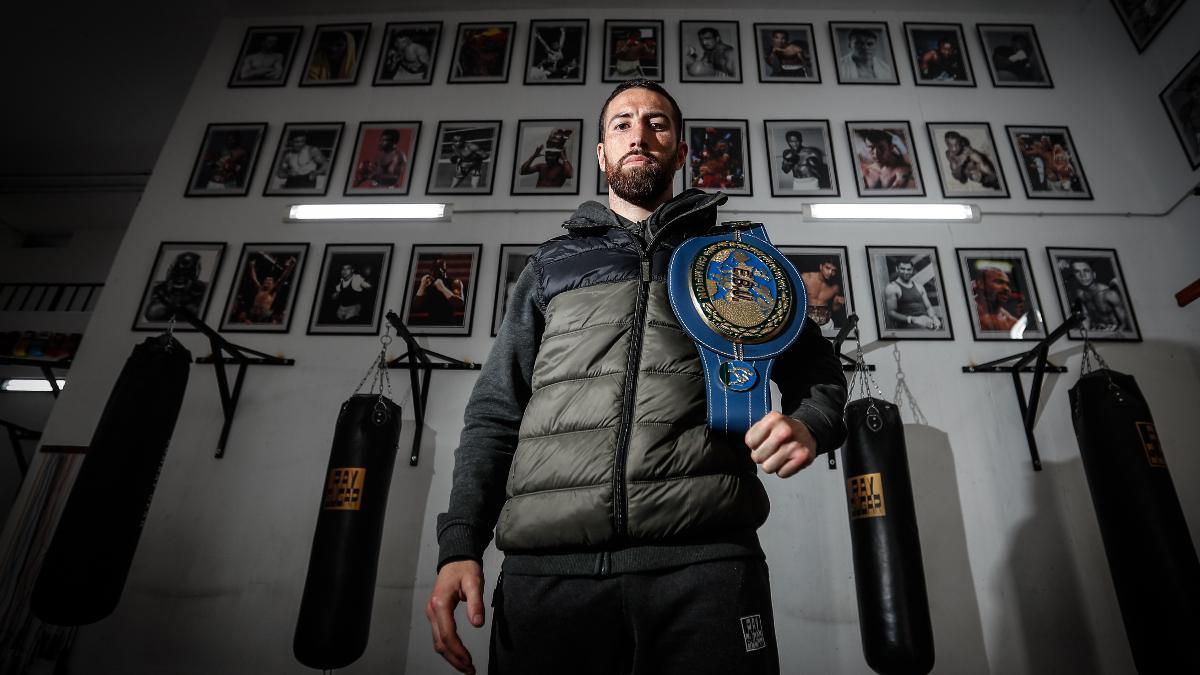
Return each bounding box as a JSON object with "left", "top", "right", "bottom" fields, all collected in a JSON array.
[{"left": 436, "top": 518, "right": 487, "bottom": 571}]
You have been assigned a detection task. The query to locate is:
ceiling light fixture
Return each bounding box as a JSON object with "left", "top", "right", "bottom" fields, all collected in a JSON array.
[
  {"left": 286, "top": 203, "right": 452, "bottom": 222},
  {"left": 803, "top": 203, "right": 979, "bottom": 222}
]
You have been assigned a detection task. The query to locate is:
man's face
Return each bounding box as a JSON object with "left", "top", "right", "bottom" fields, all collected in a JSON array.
[
  {"left": 772, "top": 32, "right": 788, "bottom": 49},
  {"left": 328, "top": 36, "right": 347, "bottom": 60},
  {"left": 897, "top": 262, "right": 914, "bottom": 281},
  {"left": 699, "top": 32, "right": 717, "bottom": 50},
  {"left": 851, "top": 33, "right": 876, "bottom": 58},
  {"left": 1071, "top": 262, "right": 1095, "bottom": 286},
  {"left": 262, "top": 35, "right": 278, "bottom": 52},
  {"left": 379, "top": 134, "right": 396, "bottom": 151},
  {"left": 868, "top": 140, "right": 892, "bottom": 162},
  {"left": 981, "top": 268, "right": 1012, "bottom": 303},
  {"left": 340, "top": 264, "right": 353, "bottom": 279},
  {"left": 820, "top": 262, "right": 838, "bottom": 281},
  {"left": 395, "top": 35, "right": 411, "bottom": 49},
  {"left": 290, "top": 135, "right": 306, "bottom": 151},
  {"left": 946, "top": 135, "right": 963, "bottom": 154},
  {"left": 598, "top": 87, "right": 685, "bottom": 206},
  {"left": 786, "top": 135, "right": 802, "bottom": 150},
  {"left": 939, "top": 41, "right": 955, "bottom": 59}
]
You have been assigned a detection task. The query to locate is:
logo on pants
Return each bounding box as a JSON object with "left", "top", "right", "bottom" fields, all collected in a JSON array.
[{"left": 740, "top": 614, "right": 767, "bottom": 652}]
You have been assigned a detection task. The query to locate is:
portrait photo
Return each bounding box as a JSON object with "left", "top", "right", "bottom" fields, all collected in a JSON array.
[
  {"left": 1007, "top": 125, "right": 1092, "bottom": 199},
  {"left": 679, "top": 21, "right": 742, "bottom": 83},
  {"left": 373, "top": 22, "right": 441, "bottom": 85},
  {"left": 1111, "top": 0, "right": 1186, "bottom": 53},
  {"left": 307, "top": 244, "right": 393, "bottom": 336},
  {"left": 846, "top": 122, "right": 925, "bottom": 197},
  {"left": 448, "top": 22, "right": 516, "bottom": 83},
  {"left": 219, "top": 243, "right": 309, "bottom": 333},
  {"left": 1159, "top": 48, "right": 1200, "bottom": 169},
  {"left": 264, "top": 122, "right": 344, "bottom": 196},
  {"left": 754, "top": 23, "right": 820, "bottom": 83},
  {"left": 684, "top": 119, "right": 751, "bottom": 195},
  {"left": 344, "top": 121, "right": 421, "bottom": 195},
  {"left": 926, "top": 122, "right": 1009, "bottom": 198},
  {"left": 132, "top": 242, "right": 226, "bottom": 332},
  {"left": 300, "top": 23, "right": 369, "bottom": 86},
  {"left": 1047, "top": 247, "right": 1141, "bottom": 341},
  {"left": 903, "top": 23, "right": 975, "bottom": 87},
  {"left": 186, "top": 123, "right": 267, "bottom": 197},
  {"left": 866, "top": 246, "right": 953, "bottom": 340},
  {"left": 763, "top": 120, "right": 838, "bottom": 197},
  {"left": 400, "top": 244, "right": 483, "bottom": 336},
  {"left": 228, "top": 26, "right": 301, "bottom": 87},
  {"left": 603, "top": 20, "right": 664, "bottom": 82},
  {"left": 525, "top": 19, "right": 588, "bottom": 84},
  {"left": 830, "top": 21, "right": 898, "bottom": 85},
  {"left": 511, "top": 119, "right": 583, "bottom": 195},
  {"left": 426, "top": 121, "right": 502, "bottom": 195},
  {"left": 955, "top": 248, "right": 1047, "bottom": 341},
  {"left": 977, "top": 24, "right": 1053, "bottom": 88},
  {"left": 491, "top": 244, "right": 539, "bottom": 336},
  {"left": 779, "top": 246, "right": 854, "bottom": 339}
]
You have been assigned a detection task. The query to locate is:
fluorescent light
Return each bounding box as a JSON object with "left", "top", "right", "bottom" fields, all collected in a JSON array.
[
  {"left": 287, "top": 203, "right": 451, "bottom": 222},
  {"left": 1, "top": 378, "right": 66, "bottom": 392},
  {"left": 804, "top": 203, "right": 979, "bottom": 222}
]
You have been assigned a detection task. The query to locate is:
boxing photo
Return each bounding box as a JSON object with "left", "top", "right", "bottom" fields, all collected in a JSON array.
[
  {"left": 373, "top": 21, "right": 441, "bottom": 86},
  {"left": 603, "top": 20, "right": 663, "bottom": 82},
  {"left": 307, "top": 244, "right": 393, "bottom": 336},
  {"left": 679, "top": 21, "right": 742, "bottom": 83},
  {"left": 847, "top": 121, "right": 925, "bottom": 197},
  {"left": 219, "top": 243, "right": 309, "bottom": 333},
  {"left": 228, "top": 26, "right": 302, "bottom": 88},
  {"left": 684, "top": 119, "right": 752, "bottom": 195},
  {"left": 491, "top": 244, "right": 538, "bottom": 336},
  {"left": 426, "top": 121, "right": 502, "bottom": 195},
  {"left": 903, "top": 22, "right": 975, "bottom": 87},
  {"left": 400, "top": 244, "right": 482, "bottom": 336},
  {"left": 779, "top": 246, "right": 855, "bottom": 339},
  {"left": 754, "top": 23, "right": 821, "bottom": 83},
  {"left": 525, "top": 19, "right": 588, "bottom": 84},
  {"left": 448, "top": 22, "right": 516, "bottom": 83},
  {"left": 263, "top": 122, "right": 344, "bottom": 197},
  {"left": 511, "top": 119, "right": 582, "bottom": 195},
  {"left": 926, "top": 122, "right": 1009, "bottom": 198},
  {"left": 955, "top": 248, "right": 1047, "bottom": 341},
  {"left": 132, "top": 241, "right": 226, "bottom": 331},
  {"left": 1006, "top": 125, "right": 1092, "bottom": 199},
  {"left": 299, "top": 23, "right": 370, "bottom": 86},
  {"left": 1047, "top": 247, "right": 1141, "bottom": 341},
  {"left": 763, "top": 120, "right": 838, "bottom": 197},
  {"left": 976, "top": 23, "right": 1053, "bottom": 88},
  {"left": 867, "top": 246, "right": 954, "bottom": 340},
  {"left": 185, "top": 122, "right": 267, "bottom": 197},
  {"left": 344, "top": 121, "right": 421, "bottom": 195}
]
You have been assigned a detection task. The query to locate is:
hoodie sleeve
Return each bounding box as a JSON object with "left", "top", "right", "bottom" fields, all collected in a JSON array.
[{"left": 772, "top": 318, "right": 849, "bottom": 454}]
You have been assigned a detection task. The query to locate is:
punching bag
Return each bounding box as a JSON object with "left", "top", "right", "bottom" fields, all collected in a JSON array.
[
  {"left": 33, "top": 334, "right": 191, "bottom": 626},
  {"left": 1070, "top": 368, "right": 1200, "bottom": 674},
  {"left": 841, "top": 397, "right": 934, "bottom": 675},
  {"left": 294, "top": 393, "right": 401, "bottom": 670}
]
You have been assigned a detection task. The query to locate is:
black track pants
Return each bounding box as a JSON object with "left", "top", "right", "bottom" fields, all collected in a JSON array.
[{"left": 488, "top": 558, "right": 780, "bottom": 675}]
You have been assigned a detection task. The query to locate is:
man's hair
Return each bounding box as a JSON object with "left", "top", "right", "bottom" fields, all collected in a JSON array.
[
  {"left": 598, "top": 79, "right": 685, "bottom": 143},
  {"left": 381, "top": 129, "right": 399, "bottom": 143},
  {"left": 698, "top": 27, "right": 719, "bottom": 39},
  {"left": 785, "top": 130, "right": 803, "bottom": 143},
  {"left": 944, "top": 130, "right": 969, "bottom": 146},
  {"left": 859, "top": 129, "right": 893, "bottom": 146},
  {"left": 848, "top": 28, "right": 876, "bottom": 43}
]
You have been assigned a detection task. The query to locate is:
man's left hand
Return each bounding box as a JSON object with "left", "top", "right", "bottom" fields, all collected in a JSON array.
[{"left": 745, "top": 411, "right": 817, "bottom": 478}]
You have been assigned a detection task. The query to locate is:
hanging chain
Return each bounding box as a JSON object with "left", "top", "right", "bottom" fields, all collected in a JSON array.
[
  {"left": 846, "top": 325, "right": 885, "bottom": 430},
  {"left": 891, "top": 343, "right": 928, "bottom": 426},
  {"left": 1078, "top": 321, "right": 1122, "bottom": 402}
]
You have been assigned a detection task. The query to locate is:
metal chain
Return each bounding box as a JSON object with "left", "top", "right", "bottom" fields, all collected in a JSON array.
[
  {"left": 1078, "top": 321, "right": 1122, "bottom": 402},
  {"left": 163, "top": 316, "right": 176, "bottom": 352},
  {"left": 891, "top": 343, "right": 928, "bottom": 426},
  {"left": 846, "top": 326, "right": 884, "bottom": 429}
]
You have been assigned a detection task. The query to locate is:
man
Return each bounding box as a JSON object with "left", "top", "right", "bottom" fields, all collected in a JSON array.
[
  {"left": 884, "top": 259, "right": 941, "bottom": 330},
  {"left": 239, "top": 33, "right": 285, "bottom": 81},
  {"left": 1069, "top": 260, "right": 1129, "bottom": 332},
  {"left": 329, "top": 263, "right": 372, "bottom": 323},
  {"left": 918, "top": 38, "right": 967, "bottom": 81},
  {"left": 238, "top": 255, "right": 296, "bottom": 324},
  {"left": 425, "top": 79, "right": 847, "bottom": 675},
  {"left": 276, "top": 132, "right": 327, "bottom": 189},
  {"left": 518, "top": 128, "right": 574, "bottom": 188},
  {"left": 307, "top": 30, "right": 357, "bottom": 81},
  {"left": 857, "top": 129, "right": 914, "bottom": 190},
  {"left": 837, "top": 28, "right": 894, "bottom": 82},
  {"left": 612, "top": 30, "right": 656, "bottom": 78},
  {"left": 411, "top": 258, "right": 465, "bottom": 326},
  {"left": 383, "top": 32, "right": 431, "bottom": 81},
  {"left": 780, "top": 130, "right": 830, "bottom": 190},
  {"left": 990, "top": 33, "right": 1041, "bottom": 82},
  {"left": 972, "top": 264, "right": 1019, "bottom": 332},
  {"left": 202, "top": 132, "right": 248, "bottom": 189},
  {"left": 145, "top": 252, "right": 207, "bottom": 321},
  {"left": 687, "top": 26, "right": 737, "bottom": 78},
  {"left": 943, "top": 131, "right": 1000, "bottom": 191},
  {"left": 448, "top": 135, "right": 490, "bottom": 189},
  {"left": 800, "top": 257, "right": 846, "bottom": 327},
  {"left": 763, "top": 30, "right": 811, "bottom": 78},
  {"left": 356, "top": 129, "right": 406, "bottom": 188}
]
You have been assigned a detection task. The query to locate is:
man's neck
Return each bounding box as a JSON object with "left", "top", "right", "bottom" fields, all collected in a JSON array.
[
  {"left": 607, "top": 189, "right": 675, "bottom": 223},
  {"left": 895, "top": 277, "right": 914, "bottom": 288}
]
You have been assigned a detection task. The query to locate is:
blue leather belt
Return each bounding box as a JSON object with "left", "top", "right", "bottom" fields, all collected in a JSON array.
[{"left": 667, "top": 222, "right": 807, "bottom": 436}]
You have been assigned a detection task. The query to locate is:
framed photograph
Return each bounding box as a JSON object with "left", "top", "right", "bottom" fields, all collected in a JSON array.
[
  {"left": 525, "top": 19, "right": 588, "bottom": 84},
  {"left": 426, "top": 121, "right": 502, "bottom": 195},
  {"left": 903, "top": 22, "right": 975, "bottom": 87},
  {"left": 780, "top": 246, "right": 854, "bottom": 339},
  {"left": 679, "top": 21, "right": 742, "bottom": 82},
  {"left": 684, "top": 119, "right": 751, "bottom": 195},
  {"left": 263, "top": 122, "right": 344, "bottom": 196},
  {"left": 1159, "top": 48, "right": 1200, "bottom": 169},
  {"left": 219, "top": 243, "right": 309, "bottom": 333},
  {"left": 1111, "top": 0, "right": 1186, "bottom": 53},
  {"left": 228, "top": 26, "right": 302, "bottom": 87},
  {"left": 307, "top": 244, "right": 393, "bottom": 335},
  {"left": 866, "top": 246, "right": 953, "bottom": 340},
  {"left": 448, "top": 22, "right": 516, "bottom": 83},
  {"left": 344, "top": 121, "right": 421, "bottom": 195},
  {"left": 1047, "top": 247, "right": 1141, "bottom": 341},
  {"left": 753, "top": 23, "right": 820, "bottom": 83},
  {"left": 830, "top": 21, "right": 898, "bottom": 85},
  {"left": 763, "top": 120, "right": 838, "bottom": 197},
  {"left": 977, "top": 24, "right": 1053, "bottom": 88},
  {"left": 300, "top": 23, "right": 370, "bottom": 86},
  {"left": 846, "top": 121, "right": 925, "bottom": 197},
  {"left": 132, "top": 242, "right": 226, "bottom": 332},
  {"left": 926, "top": 122, "right": 1009, "bottom": 198},
  {"left": 955, "top": 248, "right": 1047, "bottom": 341},
  {"left": 400, "top": 244, "right": 483, "bottom": 336},
  {"left": 185, "top": 123, "right": 267, "bottom": 197},
  {"left": 597, "top": 167, "right": 608, "bottom": 195},
  {"left": 491, "top": 244, "right": 539, "bottom": 336},
  {"left": 373, "top": 22, "right": 441, "bottom": 85},
  {"left": 511, "top": 119, "right": 582, "bottom": 195},
  {"left": 1006, "top": 125, "right": 1092, "bottom": 199},
  {"left": 603, "top": 20, "right": 664, "bottom": 82}
]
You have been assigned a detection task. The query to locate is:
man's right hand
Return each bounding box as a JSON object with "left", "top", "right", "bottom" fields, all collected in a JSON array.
[{"left": 426, "top": 560, "right": 485, "bottom": 675}]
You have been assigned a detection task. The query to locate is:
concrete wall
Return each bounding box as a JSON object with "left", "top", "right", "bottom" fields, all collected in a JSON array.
[{"left": 4, "top": 2, "right": 1198, "bottom": 673}]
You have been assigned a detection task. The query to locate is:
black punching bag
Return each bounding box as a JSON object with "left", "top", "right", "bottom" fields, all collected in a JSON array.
[
  {"left": 294, "top": 394, "right": 402, "bottom": 670},
  {"left": 1070, "top": 369, "right": 1200, "bottom": 674},
  {"left": 33, "top": 334, "right": 191, "bottom": 625},
  {"left": 841, "top": 398, "right": 934, "bottom": 675}
]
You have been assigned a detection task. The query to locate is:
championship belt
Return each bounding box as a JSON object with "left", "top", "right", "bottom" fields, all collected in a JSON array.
[{"left": 667, "top": 222, "right": 807, "bottom": 436}]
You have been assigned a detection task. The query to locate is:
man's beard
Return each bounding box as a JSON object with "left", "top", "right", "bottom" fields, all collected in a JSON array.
[{"left": 606, "top": 150, "right": 675, "bottom": 207}]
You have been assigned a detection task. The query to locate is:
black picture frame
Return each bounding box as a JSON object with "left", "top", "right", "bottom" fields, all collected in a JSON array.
[
  {"left": 1110, "top": 0, "right": 1186, "bottom": 53},
  {"left": 846, "top": 121, "right": 925, "bottom": 197},
  {"left": 511, "top": 119, "right": 583, "bottom": 196},
  {"left": 491, "top": 244, "right": 539, "bottom": 336},
  {"left": 132, "top": 241, "right": 226, "bottom": 332},
  {"left": 307, "top": 243, "right": 394, "bottom": 336},
  {"left": 829, "top": 21, "right": 899, "bottom": 85},
  {"left": 602, "top": 20, "right": 665, "bottom": 82},
  {"left": 228, "top": 26, "right": 302, "bottom": 88},
  {"left": 976, "top": 23, "right": 1053, "bottom": 88},
  {"left": 262, "top": 122, "right": 344, "bottom": 197},
  {"left": 779, "top": 245, "right": 855, "bottom": 340},
  {"left": 219, "top": 243, "right": 309, "bottom": 334},
  {"left": 343, "top": 121, "right": 422, "bottom": 196},
  {"left": 426, "top": 120, "right": 502, "bottom": 195},
  {"left": 866, "top": 246, "right": 954, "bottom": 341},
  {"left": 954, "top": 248, "right": 1047, "bottom": 341},
  {"left": 447, "top": 22, "right": 516, "bottom": 84},
  {"left": 753, "top": 23, "right": 821, "bottom": 83},
  {"left": 184, "top": 122, "right": 267, "bottom": 197},
  {"left": 373, "top": 21, "right": 442, "bottom": 86},
  {"left": 762, "top": 119, "right": 839, "bottom": 197},
  {"left": 684, "top": 119, "right": 752, "bottom": 196},
  {"left": 299, "top": 23, "right": 370, "bottom": 87},
  {"left": 1159, "top": 47, "right": 1200, "bottom": 170},
  {"left": 679, "top": 20, "right": 743, "bottom": 83},
  {"left": 524, "top": 19, "right": 588, "bottom": 85},
  {"left": 399, "top": 244, "right": 484, "bottom": 336},
  {"left": 903, "top": 22, "right": 976, "bottom": 87},
  {"left": 1005, "top": 125, "right": 1093, "bottom": 200},
  {"left": 1046, "top": 247, "right": 1142, "bottom": 342},
  {"left": 925, "top": 122, "right": 1010, "bottom": 198}
]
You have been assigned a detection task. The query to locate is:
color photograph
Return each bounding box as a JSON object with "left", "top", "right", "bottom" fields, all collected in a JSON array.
[
  {"left": 511, "top": 119, "right": 582, "bottom": 195},
  {"left": 228, "top": 26, "right": 301, "bottom": 87},
  {"left": 955, "top": 248, "right": 1046, "bottom": 341},
  {"left": 904, "top": 22, "right": 975, "bottom": 86},
  {"left": 926, "top": 122, "right": 1009, "bottom": 198},
  {"left": 679, "top": 21, "right": 742, "bottom": 82},
  {"left": 1007, "top": 125, "right": 1092, "bottom": 199},
  {"left": 264, "top": 123, "right": 343, "bottom": 196},
  {"left": 763, "top": 120, "right": 838, "bottom": 197},
  {"left": 846, "top": 122, "right": 925, "bottom": 197},
  {"left": 685, "top": 119, "right": 751, "bottom": 195},
  {"left": 373, "top": 22, "right": 441, "bottom": 85},
  {"left": 185, "top": 123, "right": 267, "bottom": 197},
  {"left": 780, "top": 246, "right": 854, "bottom": 339},
  {"left": 132, "top": 242, "right": 225, "bottom": 332},
  {"left": 603, "top": 20, "right": 664, "bottom": 82},
  {"left": 867, "top": 246, "right": 953, "bottom": 340},
  {"left": 426, "top": 121, "right": 502, "bottom": 195},
  {"left": 400, "top": 244, "right": 483, "bottom": 336},
  {"left": 525, "top": 19, "right": 587, "bottom": 84},
  {"left": 830, "top": 21, "right": 898, "bottom": 85},
  {"left": 307, "top": 244, "right": 393, "bottom": 335},
  {"left": 220, "top": 243, "right": 308, "bottom": 333},
  {"left": 344, "top": 121, "right": 421, "bottom": 195},
  {"left": 491, "top": 244, "right": 539, "bottom": 336},
  {"left": 977, "top": 24, "right": 1053, "bottom": 88},
  {"left": 300, "top": 24, "right": 369, "bottom": 86},
  {"left": 754, "top": 23, "right": 820, "bottom": 83},
  {"left": 448, "top": 22, "right": 516, "bottom": 83},
  {"left": 1047, "top": 247, "right": 1141, "bottom": 341}
]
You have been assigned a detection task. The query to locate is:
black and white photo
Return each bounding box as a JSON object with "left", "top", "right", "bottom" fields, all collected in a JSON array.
[
  {"left": 867, "top": 246, "right": 954, "bottom": 340},
  {"left": 1111, "top": 0, "right": 1186, "bottom": 53},
  {"left": 830, "top": 21, "right": 898, "bottom": 85},
  {"left": 903, "top": 22, "right": 975, "bottom": 87},
  {"left": 1047, "top": 247, "right": 1141, "bottom": 341},
  {"left": 300, "top": 24, "right": 369, "bottom": 86},
  {"left": 603, "top": 20, "right": 664, "bottom": 82},
  {"left": 308, "top": 244, "right": 393, "bottom": 335},
  {"left": 220, "top": 243, "right": 308, "bottom": 333},
  {"left": 264, "top": 122, "right": 343, "bottom": 196},
  {"left": 448, "top": 22, "right": 516, "bottom": 83},
  {"left": 511, "top": 119, "right": 582, "bottom": 195},
  {"left": 229, "top": 26, "right": 301, "bottom": 87},
  {"left": 679, "top": 21, "right": 742, "bottom": 82},
  {"left": 426, "top": 121, "right": 502, "bottom": 195},
  {"left": 926, "top": 122, "right": 1009, "bottom": 198},
  {"left": 374, "top": 22, "right": 441, "bottom": 85},
  {"left": 185, "top": 123, "right": 267, "bottom": 197},
  {"left": 491, "top": 244, "right": 538, "bottom": 336},
  {"left": 400, "top": 244, "right": 483, "bottom": 336},
  {"left": 133, "top": 242, "right": 225, "bottom": 331},
  {"left": 977, "top": 24, "right": 1053, "bottom": 88},
  {"left": 1160, "top": 48, "right": 1200, "bottom": 169},
  {"left": 955, "top": 248, "right": 1046, "bottom": 341},
  {"left": 780, "top": 246, "right": 854, "bottom": 339},
  {"left": 525, "top": 19, "right": 587, "bottom": 84},
  {"left": 763, "top": 120, "right": 837, "bottom": 197},
  {"left": 754, "top": 23, "right": 820, "bottom": 83}
]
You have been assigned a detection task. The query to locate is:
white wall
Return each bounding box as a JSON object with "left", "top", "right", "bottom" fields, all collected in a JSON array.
[{"left": 4, "top": 3, "right": 1198, "bottom": 674}]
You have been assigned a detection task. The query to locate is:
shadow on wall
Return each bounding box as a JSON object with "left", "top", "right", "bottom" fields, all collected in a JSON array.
[{"left": 905, "top": 423, "right": 990, "bottom": 674}]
